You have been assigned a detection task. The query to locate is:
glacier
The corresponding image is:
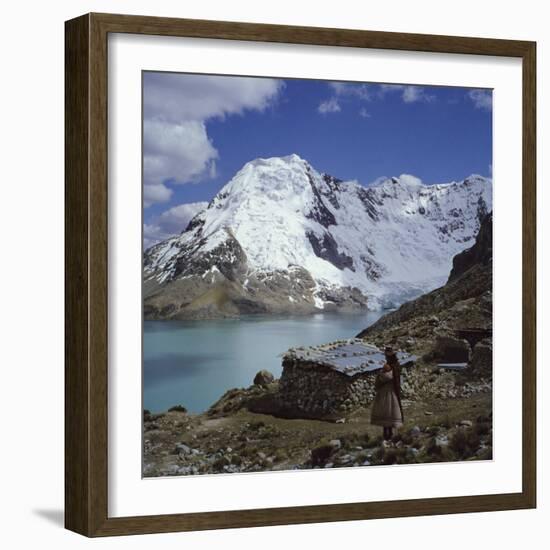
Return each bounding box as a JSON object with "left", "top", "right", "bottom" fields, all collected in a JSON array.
[{"left": 144, "top": 154, "right": 492, "bottom": 318}]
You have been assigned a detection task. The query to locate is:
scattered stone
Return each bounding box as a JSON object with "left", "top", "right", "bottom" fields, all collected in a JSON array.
[
  {"left": 335, "top": 418, "right": 346, "bottom": 424},
  {"left": 175, "top": 443, "right": 192, "bottom": 455},
  {"left": 406, "top": 447, "right": 420, "bottom": 458},
  {"left": 460, "top": 420, "right": 473, "bottom": 427},
  {"left": 410, "top": 426, "right": 421, "bottom": 436},
  {"left": 214, "top": 456, "right": 231, "bottom": 469},
  {"left": 425, "top": 411, "right": 433, "bottom": 416},
  {"left": 145, "top": 423, "right": 160, "bottom": 431},
  {"left": 329, "top": 439, "right": 342, "bottom": 450},
  {"left": 168, "top": 404, "right": 187, "bottom": 413},
  {"left": 253, "top": 370, "right": 275, "bottom": 386}
]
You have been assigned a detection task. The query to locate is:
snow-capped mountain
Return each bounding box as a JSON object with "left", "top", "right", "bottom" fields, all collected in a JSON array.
[{"left": 144, "top": 154, "right": 492, "bottom": 319}]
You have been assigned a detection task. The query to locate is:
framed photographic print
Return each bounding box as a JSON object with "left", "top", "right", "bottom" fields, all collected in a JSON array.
[{"left": 65, "top": 13, "right": 536, "bottom": 537}]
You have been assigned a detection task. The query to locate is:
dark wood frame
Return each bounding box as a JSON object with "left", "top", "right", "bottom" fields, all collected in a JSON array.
[{"left": 65, "top": 12, "right": 537, "bottom": 537}]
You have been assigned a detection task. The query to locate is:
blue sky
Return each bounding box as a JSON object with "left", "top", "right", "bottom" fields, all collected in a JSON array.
[{"left": 143, "top": 73, "right": 492, "bottom": 246}]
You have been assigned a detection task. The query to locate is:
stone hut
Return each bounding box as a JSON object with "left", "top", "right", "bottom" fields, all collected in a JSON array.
[{"left": 279, "top": 339, "right": 416, "bottom": 417}]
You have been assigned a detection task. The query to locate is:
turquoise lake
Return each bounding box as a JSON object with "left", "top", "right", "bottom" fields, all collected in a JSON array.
[{"left": 143, "top": 311, "right": 386, "bottom": 413}]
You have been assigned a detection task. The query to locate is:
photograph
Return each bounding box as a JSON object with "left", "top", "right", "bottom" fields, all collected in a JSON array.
[{"left": 141, "top": 72, "right": 494, "bottom": 477}]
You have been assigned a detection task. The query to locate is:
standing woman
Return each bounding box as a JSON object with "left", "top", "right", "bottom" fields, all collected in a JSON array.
[{"left": 371, "top": 347, "right": 404, "bottom": 440}]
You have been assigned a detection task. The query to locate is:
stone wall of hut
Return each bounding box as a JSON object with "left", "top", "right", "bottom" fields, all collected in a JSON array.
[{"left": 279, "top": 358, "right": 378, "bottom": 416}]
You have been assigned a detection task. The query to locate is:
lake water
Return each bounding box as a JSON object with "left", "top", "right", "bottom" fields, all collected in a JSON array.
[{"left": 143, "top": 311, "right": 386, "bottom": 413}]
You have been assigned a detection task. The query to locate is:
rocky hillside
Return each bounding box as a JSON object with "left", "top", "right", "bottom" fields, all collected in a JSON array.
[
  {"left": 144, "top": 154, "right": 492, "bottom": 320},
  {"left": 357, "top": 213, "right": 493, "bottom": 358},
  {"left": 143, "top": 381, "right": 492, "bottom": 477}
]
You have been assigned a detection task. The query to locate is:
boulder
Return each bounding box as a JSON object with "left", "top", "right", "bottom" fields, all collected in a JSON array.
[
  {"left": 310, "top": 444, "right": 334, "bottom": 466},
  {"left": 253, "top": 369, "right": 275, "bottom": 386},
  {"left": 168, "top": 404, "right": 187, "bottom": 413},
  {"left": 175, "top": 443, "right": 192, "bottom": 455},
  {"left": 434, "top": 336, "right": 471, "bottom": 362},
  {"left": 470, "top": 339, "right": 493, "bottom": 374}
]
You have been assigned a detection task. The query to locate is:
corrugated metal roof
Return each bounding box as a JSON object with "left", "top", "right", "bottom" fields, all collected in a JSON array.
[{"left": 284, "top": 339, "right": 416, "bottom": 377}]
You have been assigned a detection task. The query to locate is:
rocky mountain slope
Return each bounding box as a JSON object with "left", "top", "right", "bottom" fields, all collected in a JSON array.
[
  {"left": 357, "top": 212, "right": 493, "bottom": 357},
  {"left": 144, "top": 154, "right": 492, "bottom": 320}
]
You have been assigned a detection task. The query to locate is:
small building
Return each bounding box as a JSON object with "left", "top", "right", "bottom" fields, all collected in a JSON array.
[
  {"left": 455, "top": 327, "right": 492, "bottom": 349},
  {"left": 279, "top": 339, "right": 416, "bottom": 417},
  {"left": 435, "top": 328, "right": 492, "bottom": 370}
]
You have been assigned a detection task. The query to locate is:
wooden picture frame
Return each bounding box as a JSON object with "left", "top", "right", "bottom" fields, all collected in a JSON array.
[{"left": 65, "top": 12, "right": 536, "bottom": 537}]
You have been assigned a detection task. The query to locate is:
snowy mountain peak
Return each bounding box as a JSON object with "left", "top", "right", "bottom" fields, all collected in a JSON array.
[
  {"left": 239, "top": 153, "right": 310, "bottom": 175},
  {"left": 394, "top": 174, "right": 423, "bottom": 187},
  {"left": 144, "top": 155, "right": 492, "bottom": 318},
  {"left": 463, "top": 174, "right": 491, "bottom": 186},
  {"left": 213, "top": 154, "right": 314, "bottom": 200}
]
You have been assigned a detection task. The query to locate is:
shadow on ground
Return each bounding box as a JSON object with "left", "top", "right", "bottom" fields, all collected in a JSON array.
[{"left": 33, "top": 509, "right": 64, "bottom": 527}]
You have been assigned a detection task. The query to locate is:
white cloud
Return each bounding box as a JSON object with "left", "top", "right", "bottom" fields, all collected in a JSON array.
[
  {"left": 378, "top": 84, "right": 404, "bottom": 95},
  {"left": 144, "top": 73, "right": 283, "bottom": 123},
  {"left": 143, "top": 182, "right": 172, "bottom": 208},
  {"left": 143, "top": 223, "right": 164, "bottom": 250},
  {"left": 143, "top": 73, "right": 284, "bottom": 207},
  {"left": 144, "top": 201, "right": 208, "bottom": 248},
  {"left": 144, "top": 119, "right": 218, "bottom": 192},
  {"left": 329, "top": 82, "right": 372, "bottom": 101},
  {"left": 467, "top": 89, "right": 493, "bottom": 110},
  {"left": 318, "top": 82, "right": 372, "bottom": 114},
  {"left": 378, "top": 84, "right": 435, "bottom": 103},
  {"left": 325, "top": 82, "right": 435, "bottom": 114},
  {"left": 402, "top": 86, "right": 435, "bottom": 103},
  {"left": 318, "top": 97, "right": 341, "bottom": 114}
]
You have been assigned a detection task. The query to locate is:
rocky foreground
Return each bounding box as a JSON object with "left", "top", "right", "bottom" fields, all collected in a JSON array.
[{"left": 143, "top": 366, "right": 492, "bottom": 477}]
